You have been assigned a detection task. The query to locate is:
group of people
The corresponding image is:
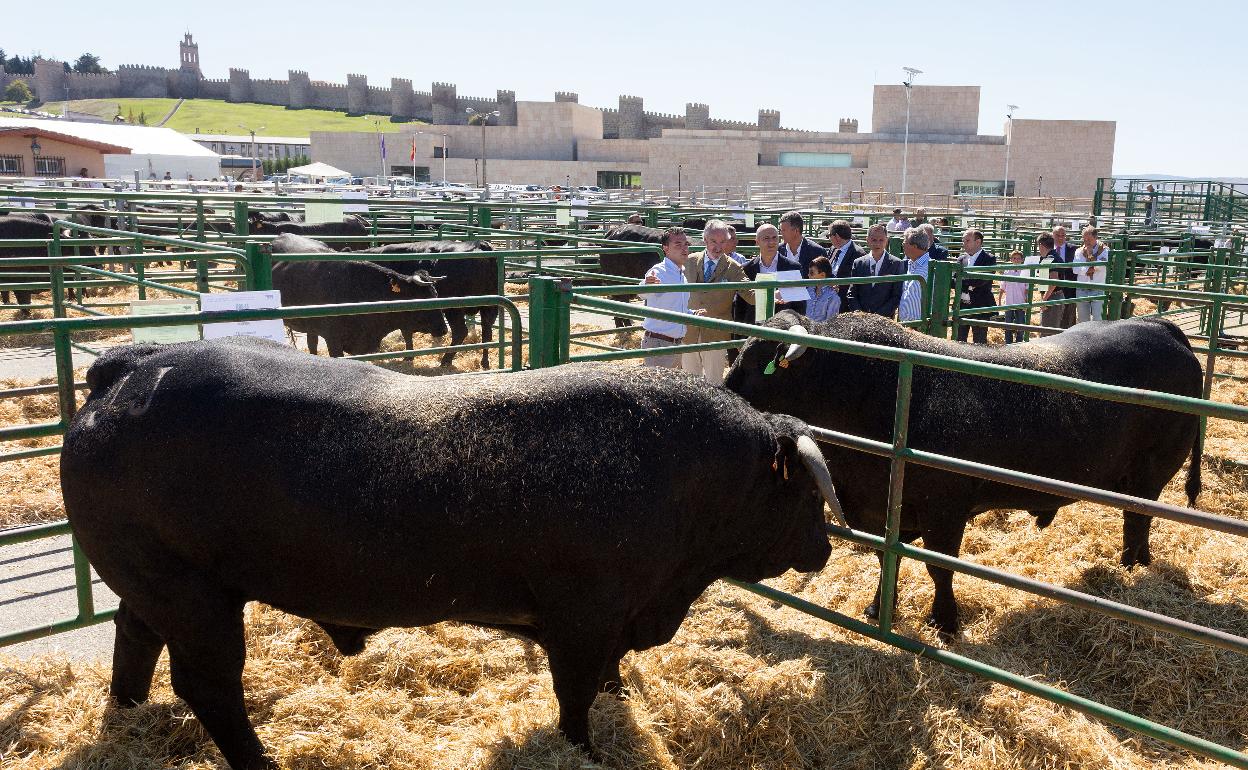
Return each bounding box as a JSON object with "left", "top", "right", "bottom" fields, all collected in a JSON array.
[{"left": 637, "top": 211, "right": 1115, "bottom": 380}]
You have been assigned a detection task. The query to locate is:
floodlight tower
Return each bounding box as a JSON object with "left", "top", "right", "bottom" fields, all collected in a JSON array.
[
  {"left": 1003, "top": 104, "right": 1019, "bottom": 199},
  {"left": 900, "top": 67, "right": 923, "bottom": 198}
]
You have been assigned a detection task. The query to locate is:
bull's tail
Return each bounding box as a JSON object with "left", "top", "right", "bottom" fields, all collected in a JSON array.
[{"left": 1185, "top": 434, "right": 1203, "bottom": 508}]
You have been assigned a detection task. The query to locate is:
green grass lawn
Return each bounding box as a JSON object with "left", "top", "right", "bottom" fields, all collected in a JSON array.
[{"left": 31, "top": 98, "right": 420, "bottom": 136}]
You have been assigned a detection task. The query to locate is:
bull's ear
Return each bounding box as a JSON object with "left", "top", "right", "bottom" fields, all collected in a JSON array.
[
  {"left": 389, "top": 277, "right": 403, "bottom": 293},
  {"left": 774, "top": 434, "right": 799, "bottom": 480}
]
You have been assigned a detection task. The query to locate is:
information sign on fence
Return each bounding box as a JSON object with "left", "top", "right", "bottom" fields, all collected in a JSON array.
[
  {"left": 200, "top": 290, "right": 286, "bottom": 343},
  {"left": 129, "top": 299, "right": 201, "bottom": 344}
]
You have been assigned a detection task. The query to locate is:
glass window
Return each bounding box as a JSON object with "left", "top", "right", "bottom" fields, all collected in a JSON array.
[
  {"left": 778, "top": 152, "right": 852, "bottom": 168},
  {"left": 955, "top": 180, "right": 1015, "bottom": 197},
  {"left": 0, "top": 155, "right": 22, "bottom": 175},
  {"left": 34, "top": 156, "right": 65, "bottom": 177},
  {"left": 597, "top": 171, "right": 641, "bottom": 189}
]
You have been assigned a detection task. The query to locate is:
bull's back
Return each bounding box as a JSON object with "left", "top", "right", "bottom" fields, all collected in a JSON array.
[{"left": 63, "top": 343, "right": 775, "bottom": 623}]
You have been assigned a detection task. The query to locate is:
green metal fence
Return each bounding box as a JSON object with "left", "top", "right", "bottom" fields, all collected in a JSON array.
[{"left": 525, "top": 276, "right": 1248, "bottom": 768}]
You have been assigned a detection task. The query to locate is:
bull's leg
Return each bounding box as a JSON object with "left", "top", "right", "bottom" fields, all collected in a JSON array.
[
  {"left": 478, "top": 307, "right": 499, "bottom": 370},
  {"left": 545, "top": 641, "right": 614, "bottom": 753},
  {"left": 15, "top": 290, "right": 32, "bottom": 318},
  {"left": 864, "top": 532, "right": 920, "bottom": 621},
  {"left": 440, "top": 311, "right": 468, "bottom": 368},
  {"left": 315, "top": 622, "right": 376, "bottom": 656},
  {"left": 306, "top": 334, "right": 319, "bottom": 356},
  {"left": 326, "top": 338, "right": 345, "bottom": 358},
  {"left": 1122, "top": 511, "right": 1153, "bottom": 568},
  {"left": 922, "top": 517, "right": 969, "bottom": 636},
  {"left": 166, "top": 598, "right": 273, "bottom": 770},
  {"left": 1030, "top": 509, "right": 1058, "bottom": 529},
  {"left": 110, "top": 601, "right": 166, "bottom": 706}
]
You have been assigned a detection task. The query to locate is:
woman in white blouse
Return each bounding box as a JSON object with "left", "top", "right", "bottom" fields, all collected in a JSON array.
[{"left": 1073, "top": 225, "right": 1109, "bottom": 323}]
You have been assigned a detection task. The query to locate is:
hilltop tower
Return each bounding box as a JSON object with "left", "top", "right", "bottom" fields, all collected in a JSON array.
[{"left": 179, "top": 33, "right": 202, "bottom": 77}]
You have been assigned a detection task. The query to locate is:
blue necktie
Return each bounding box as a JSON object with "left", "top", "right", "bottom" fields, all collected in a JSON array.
[{"left": 703, "top": 259, "right": 715, "bottom": 282}]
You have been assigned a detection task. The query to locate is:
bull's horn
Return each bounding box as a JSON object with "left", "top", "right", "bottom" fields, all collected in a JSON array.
[
  {"left": 783, "top": 323, "right": 809, "bottom": 362},
  {"left": 795, "top": 435, "right": 848, "bottom": 527},
  {"left": 411, "top": 272, "right": 446, "bottom": 285}
]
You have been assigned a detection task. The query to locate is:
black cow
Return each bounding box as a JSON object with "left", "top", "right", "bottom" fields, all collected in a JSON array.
[
  {"left": 356, "top": 241, "right": 500, "bottom": 369},
  {"left": 725, "top": 311, "right": 1202, "bottom": 635},
  {"left": 601, "top": 223, "right": 666, "bottom": 328},
  {"left": 247, "top": 210, "right": 302, "bottom": 228},
  {"left": 0, "top": 213, "right": 55, "bottom": 314},
  {"left": 270, "top": 233, "right": 447, "bottom": 357},
  {"left": 251, "top": 214, "right": 370, "bottom": 250},
  {"left": 62, "top": 339, "right": 838, "bottom": 769}
]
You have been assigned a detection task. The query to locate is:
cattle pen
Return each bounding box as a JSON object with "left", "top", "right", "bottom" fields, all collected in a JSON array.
[{"left": 2, "top": 181, "right": 1247, "bottom": 769}]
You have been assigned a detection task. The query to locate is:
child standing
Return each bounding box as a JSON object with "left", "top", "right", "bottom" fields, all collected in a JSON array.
[
  {"left": 805, "top": 256, "right": 841, "bottom": 322},
  {"left": 999, "top": 250, "right": 1028, "bottom": 343}
]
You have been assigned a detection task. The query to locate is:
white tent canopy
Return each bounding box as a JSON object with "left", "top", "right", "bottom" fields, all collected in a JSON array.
[{"left": 286, "top": 161, "right": 349, "bottom": 179}]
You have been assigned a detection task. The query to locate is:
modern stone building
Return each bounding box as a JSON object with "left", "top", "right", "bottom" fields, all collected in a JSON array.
[
  {"left": 313, "top": 87, "right": 1115, "bottom": 198},
  {"left": 1, "top": 34, "right": 1115, "bottom": 196}
]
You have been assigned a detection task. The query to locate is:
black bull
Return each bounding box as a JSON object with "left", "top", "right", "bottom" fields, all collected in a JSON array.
[
  {"left": 724, "top": 310, "right": 1203, "bottom": 635},
  {"left": 62, "top": 339, "right": 838, "bottom": 769}
]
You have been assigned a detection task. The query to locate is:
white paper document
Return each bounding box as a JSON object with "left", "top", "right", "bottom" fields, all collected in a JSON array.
[
  {"left": 130, "top": 299, "right": 200, "bottom": 345},
  {"left": 773, "top": 270, "right": 808, "bottom": 303},
  {"left": 200, "top": 290, "right": 286, "bottom": 344}
]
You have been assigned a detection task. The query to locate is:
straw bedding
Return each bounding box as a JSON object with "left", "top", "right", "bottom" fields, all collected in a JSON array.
[{"left": 0, "top": 335, "right": 1245, "bottom": 769}]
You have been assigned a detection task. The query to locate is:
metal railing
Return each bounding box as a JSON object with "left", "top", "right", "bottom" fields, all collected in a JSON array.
[{"left": 524, "top": 276, "right": 1248, "bottom": 767}]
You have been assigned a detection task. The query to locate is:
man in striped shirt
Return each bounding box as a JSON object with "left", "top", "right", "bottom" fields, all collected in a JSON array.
[{"left": 898, "top": 226, "right": 932, "bottom": 324}]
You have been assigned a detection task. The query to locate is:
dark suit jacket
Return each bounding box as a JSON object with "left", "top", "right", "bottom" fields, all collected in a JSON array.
[
  {"left": 927, "top": 242, "right": 950, "bottom": 261},
  {"left": 847, "top": 253, "right": 905, "bottom": 317},
  {"left": 827, "top": 241, "right": 864, "bottom": 299},
  {"left": 958, "top": 249, "right": 997, "bottom": 309},
  {"left": 733, "top": 253, "right": 805, "bottom": 323},
  {"left": 780, "top": 237, "right": 828, "bottom": 277},
  {"left": 1050, "top": 243, "right": 1078, "bottom": 298}
]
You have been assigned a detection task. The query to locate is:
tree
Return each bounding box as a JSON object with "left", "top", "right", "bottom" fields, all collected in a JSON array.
[
  {"left": 72, "top": 53, "right": 107, "bottom": 74},
  {"left": 127, "top": 107, "right": 135, "bottom": 124},
  {"left": 137, "top": 110, "right": 147, "bottom": 126},
  {"left": 4, "top": 54, "right": 34, "bottom": 75},
  {"left": 3, "top": 79, "right": 32, "bottom": 103}
]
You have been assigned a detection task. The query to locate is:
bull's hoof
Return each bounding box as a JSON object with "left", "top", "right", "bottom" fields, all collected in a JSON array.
[
  {"left": 925, "top": 614, "right": 959, "bottom": 638},
  {"left": 863, "top": 602, "right": 880, "bottom": 620},
  {"left": 1031, "top": 510, "right": 1057, "bottom": 529},
  {"left": 1121, "top": 547, "right": 1152, "bottom": 569}
]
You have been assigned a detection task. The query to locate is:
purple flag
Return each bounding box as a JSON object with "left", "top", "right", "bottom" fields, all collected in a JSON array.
[{"left": 380, "top": 135, "right": 386, "bottom": 160}]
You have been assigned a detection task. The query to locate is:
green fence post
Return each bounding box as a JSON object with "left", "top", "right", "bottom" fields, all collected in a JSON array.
[
  {"left": 195, "top": 199, "right": 209, "bottom": 293},
  {"left": 476, "top": 205, "right": 492, "bottom": 229},
  {"left": 646, "top": 208, "right": 658, "bottom": 228},
  {"left": 1107, "top": 248, "right": 1127, "bottom": 320},
  {"left": 247, "top": 242, "right": 273, "bottom": 292},
  {"left": 878, "top": 359, "right": 914, "bottom": 634},
  {"left": 234, "top": 200, "right": 250, "bottom": 236},
  {"left": 927, "top": 259, "right": 954, "bottom": 338},
  {"left": 528, "top": 276, "right": 571, "bottom": 369}
]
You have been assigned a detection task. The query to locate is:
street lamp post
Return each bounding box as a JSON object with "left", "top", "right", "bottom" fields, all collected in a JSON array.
[
  {"left": 465, "top": 108, "right": 500, "bottom": 198},
  {"left": 1003, "top": 104, "right": 1018, "bottom": 199},
  {"left": 1037, "top": 174, "right": 1043, "bottom": 197},
  {"left": 238, "top": 123, "right": 265, "bottom": 182},
  {"left": 900, "top": 67, "right": 922, "bottom": 199},
  {"left": 677, "top": 163, "right": 682, "bottom": 199}
]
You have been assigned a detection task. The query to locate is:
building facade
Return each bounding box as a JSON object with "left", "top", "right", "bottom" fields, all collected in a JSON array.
[{"left": 312, "top": 90, "right": 1115, "bottom": 198}]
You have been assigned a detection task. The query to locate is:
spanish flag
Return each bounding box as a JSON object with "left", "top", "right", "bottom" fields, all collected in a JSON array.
[{"left": 410, "top": 136, "right": 416, "bottom": 163}]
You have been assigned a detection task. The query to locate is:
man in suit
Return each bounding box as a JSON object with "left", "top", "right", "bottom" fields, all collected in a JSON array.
[
  {"left": 824, "top": 219, "right": 864, "bottom": 302},
  {"left": 847, "top": 224, "right": 905, "bottom": 317},
  {"left": 734, "top": 223, "right": 804, "bottom": 325},
  {"left": 1049, "top": 225, "right": 1078, "bottom": 328},
  {"left": 682, "top": 219, "right": 752, "bottom": 384},
  {"left": 956, "top": 228, "right": 997, "bottom": 343},
  {"left": 778, "top": 210, "right": 827, "bottom": 276}
]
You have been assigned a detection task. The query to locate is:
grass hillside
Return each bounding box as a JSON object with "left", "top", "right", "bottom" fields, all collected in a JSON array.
[{"left": 31, "top": 98, "right": 420, "bottom": 136}]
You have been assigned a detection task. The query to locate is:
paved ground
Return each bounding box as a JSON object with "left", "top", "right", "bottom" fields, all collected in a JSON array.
[
  {"left": 0, "top": 533, "right": 119, "bottom": 661},
  {"left": 0, "top": 344, "right": 99, "bottom": 382}
]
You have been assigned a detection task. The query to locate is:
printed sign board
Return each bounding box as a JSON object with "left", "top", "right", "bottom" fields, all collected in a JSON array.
[{"left": 200, "top": 290, "right": 286, "bottom": 343}]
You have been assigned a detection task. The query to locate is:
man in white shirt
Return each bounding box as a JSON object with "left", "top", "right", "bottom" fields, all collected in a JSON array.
[
  {"left": 898, "top": 227, "right": 932, "bottom": 323},
  {"left": 886, "top": 208, "right": 910, "bottom": 233},
  {"left": 640, "top": 228, "right": 704, "bottom": 368}
]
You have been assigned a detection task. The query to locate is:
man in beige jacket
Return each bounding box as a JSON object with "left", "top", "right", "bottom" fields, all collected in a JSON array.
[{"left": 683, "top": 219, "right": 753, "bottom": 384}]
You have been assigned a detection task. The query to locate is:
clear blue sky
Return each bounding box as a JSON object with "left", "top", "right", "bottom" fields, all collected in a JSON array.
[{"left": 12, "top": 0, "right": 1245, "bottom": 177}]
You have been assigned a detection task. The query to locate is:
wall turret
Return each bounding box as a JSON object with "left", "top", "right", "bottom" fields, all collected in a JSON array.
[
  {"left": 555, "top": 91, "right": 579, "bottom": 103},
  {"left": 289, "top": 70, "right": 311, "bottom": 108},
  {"left": 619, "top": 95, "right": 645, "bottom": 139},
  {"left": 839, "top": 118, "right": 859, "bottom": 133},
  {"left": 347, "top": 73, "right": 368, "bottom": 114},
  {"left": 228, "top": 68, "right": 252, "bottom": 102},
  {"left": 685, "top": 102, "right": 709, "bottom": 130},
  {"left": 431, "top": 81, "right": 458, "bottom": 124},
  {"left": 496, "top": 89, "right": 517, "bottom": 125},
  {"left": 758, "top": 108, "right": 780, "bottom": 130}
]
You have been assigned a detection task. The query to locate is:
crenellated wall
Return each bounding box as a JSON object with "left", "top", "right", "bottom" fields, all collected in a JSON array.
[
  {"left": 390, "top": 78, "right": 413, "bottom": 118},
  {"left": 289, "top": 70, "right": 311, "bottom": 108},
  {"left": 227, "top": 68, "right": 251, "bottom": 102}
]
